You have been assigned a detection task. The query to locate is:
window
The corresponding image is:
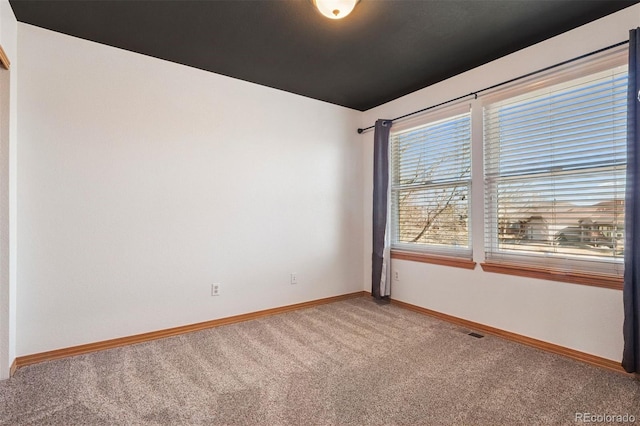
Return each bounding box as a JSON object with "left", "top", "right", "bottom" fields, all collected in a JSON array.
[
  {"left": 483, "top": 54, "right": 627, "bottom": 278},
  {"left": 390, "top": 106, "right": 472, "bottom": 259}
]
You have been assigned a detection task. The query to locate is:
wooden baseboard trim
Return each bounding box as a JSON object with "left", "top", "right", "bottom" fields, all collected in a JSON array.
[
  {"left": 17, "top": 291, "right": 626, "bottom": 376},
  {"left": 15, "top": 291, "right": 368, "bottom": 369},
  {"left": 390, "top": 298, "right": 627, "bottom": 374},
  {"left": 0, "top": 44, "right": 9, "bottom": 70},
  {"left": 9, "top": 358, "right": 17, "bottom": 377}
]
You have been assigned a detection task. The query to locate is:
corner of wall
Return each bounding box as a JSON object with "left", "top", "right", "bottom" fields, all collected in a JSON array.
[{"left": 0, "top": 0, "right": 18, "bottom": 380}]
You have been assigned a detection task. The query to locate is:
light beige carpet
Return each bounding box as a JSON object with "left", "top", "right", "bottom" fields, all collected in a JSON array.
[{"left": 1, "top": 297, "right": 639, "bottom": 425}]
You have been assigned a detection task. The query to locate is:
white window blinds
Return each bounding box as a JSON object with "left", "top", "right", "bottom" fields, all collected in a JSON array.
[
  {"left": 483, "top": 63, "right": 628, "bottom": 276},
  {"left": 391, "top": 108, "right": 472, "bottom": 258}
]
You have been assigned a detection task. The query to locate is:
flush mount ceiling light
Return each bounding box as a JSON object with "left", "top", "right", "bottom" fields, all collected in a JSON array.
[{"left": 311, "top": 0, "right": 360, "bottom": 20}]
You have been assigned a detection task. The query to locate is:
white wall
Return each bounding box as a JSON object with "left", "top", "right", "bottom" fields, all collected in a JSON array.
[
  {"left": 362, "top": 5, "right": 640, "bottom": 362},
  {"left": 0, "top": 0, "right": 17, "bottom": 380},
  {"left": 17, "top": 24, "right": 364, "bottom": 356}
]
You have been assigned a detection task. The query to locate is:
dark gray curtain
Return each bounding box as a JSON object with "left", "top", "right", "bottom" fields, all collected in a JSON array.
[
  {"left": 372, "top": 119, "right": 392, "bottom": 299},
  {"left": 623, "top": 28, "right": 640, "bottom": 374}
]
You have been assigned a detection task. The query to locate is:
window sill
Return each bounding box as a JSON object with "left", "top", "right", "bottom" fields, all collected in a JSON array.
[
  {"left": 480, "top": 262, "right": 623, "bottom": 290},
  {"left": 391, "top": 250, "right": 476, "bottom": 270}
]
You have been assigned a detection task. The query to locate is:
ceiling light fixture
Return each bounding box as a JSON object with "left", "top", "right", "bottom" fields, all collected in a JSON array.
[{"left": 311, "top": 0, "right": 360, "bottom": 20}]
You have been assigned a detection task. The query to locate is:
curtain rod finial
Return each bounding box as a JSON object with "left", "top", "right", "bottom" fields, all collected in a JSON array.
[{"left": 357, "top": 128, "right": 364, "bottom": 134}]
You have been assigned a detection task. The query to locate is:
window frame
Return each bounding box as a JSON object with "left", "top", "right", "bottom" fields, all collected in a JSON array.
[
  {"left": 479, "top": 47, "right": 628, "bottom": 286},
  {"left": 389, "top": 103, "right": 474, "bottom": 263}
]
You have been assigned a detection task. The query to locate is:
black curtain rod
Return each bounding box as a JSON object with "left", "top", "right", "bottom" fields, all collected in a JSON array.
[{"left": 357, "top": 39, "right": 629, "bottom": 134}]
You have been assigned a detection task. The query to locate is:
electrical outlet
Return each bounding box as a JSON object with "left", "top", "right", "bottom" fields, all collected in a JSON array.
[
  {"left": 394, "top": 271, "right": 399, "bottom": 281},
  {"left": 290, "top": 273, "right": 298, "bottom": 285},
  {"left": 211, "top": 283, "right": 221, "bottom": 296}
]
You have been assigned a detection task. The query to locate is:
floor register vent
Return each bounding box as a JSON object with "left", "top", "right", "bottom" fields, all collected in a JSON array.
[{"left": 467, "top": 332, "right": 484, "bottom": 339}]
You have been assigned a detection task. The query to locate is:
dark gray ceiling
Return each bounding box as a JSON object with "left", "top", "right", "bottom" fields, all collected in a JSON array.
[{"left": 9, "top": 0, "right": 639, "bottom": 111}]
